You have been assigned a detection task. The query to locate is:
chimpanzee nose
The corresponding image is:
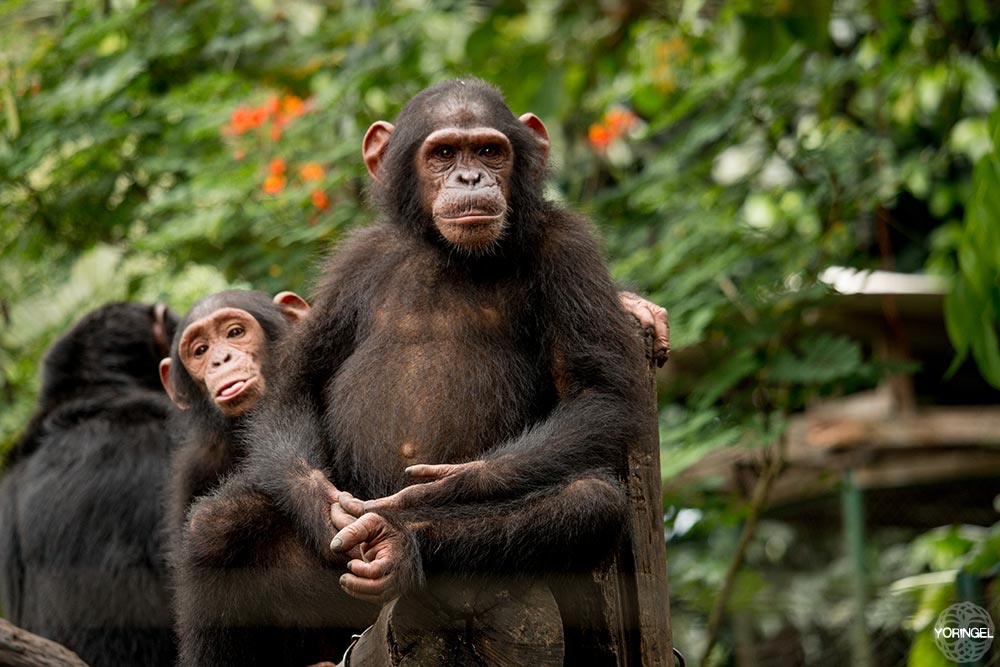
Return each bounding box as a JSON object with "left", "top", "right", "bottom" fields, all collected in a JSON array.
[{"left": 457, "top": 170, "right": 483, "bottom": 186}]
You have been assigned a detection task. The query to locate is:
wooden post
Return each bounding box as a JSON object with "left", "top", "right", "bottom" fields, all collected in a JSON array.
[
  {"left": 558, "top": 354, "right": 674, "bottom": 666},
  {"left": 612, "top": 356, "right": 674, "bottom": 665}
]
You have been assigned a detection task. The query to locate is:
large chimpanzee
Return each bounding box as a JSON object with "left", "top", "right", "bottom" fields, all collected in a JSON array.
[
  {"left": 158, "top": 289, "right": 310, "bottom": 534},
  {"left": 0, "top": 302, "right": 178, "bottom": 667},
  {"left": 173, "top": 78, "right": 654, "bottom": 667}
]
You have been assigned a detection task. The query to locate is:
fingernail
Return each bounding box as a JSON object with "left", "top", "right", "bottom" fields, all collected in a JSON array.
[
  {"left": 331, "top": 537, "right": 343, "bottom": 550},
  {"left": 346, "top": 561, "right": 353, "bottom": 573}
]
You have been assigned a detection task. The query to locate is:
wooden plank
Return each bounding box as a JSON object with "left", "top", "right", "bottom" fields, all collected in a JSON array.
[{"left": 789, "top": 407, "right": 1000, "bottom": 458}]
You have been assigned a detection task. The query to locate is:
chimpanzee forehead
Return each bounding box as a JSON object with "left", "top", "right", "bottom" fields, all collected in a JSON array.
[
  {"left": 179, "top": 308, "right": 259, "bottom": 345},
  {"left": 427, "top": 97, "right": 498, "bottom": 128}
]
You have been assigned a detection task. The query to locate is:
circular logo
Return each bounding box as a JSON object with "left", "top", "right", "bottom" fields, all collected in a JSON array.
[{"left": 933, "top": 601, "right": 995, "bottom": 663}]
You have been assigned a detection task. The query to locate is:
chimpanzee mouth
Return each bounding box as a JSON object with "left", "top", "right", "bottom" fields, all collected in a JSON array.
[
  {"left": 439, "top": 213, "right": 504, "bottom": 226},
  {"left": 216, "top": 377, "right": 256, "bottom": 402}
]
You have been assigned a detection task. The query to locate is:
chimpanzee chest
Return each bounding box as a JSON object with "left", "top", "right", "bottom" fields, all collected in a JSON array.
[{"left": 326, "top": 274, "right": 551, "bottom": 495}]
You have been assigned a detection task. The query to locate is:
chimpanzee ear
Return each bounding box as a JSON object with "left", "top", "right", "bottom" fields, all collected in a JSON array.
[
  {"left": 518, "top": 113, "right": 549, "bottom": 164},
  {"left": 363, "top": 121, "right": 395, "bottom": 184},
  {"left": 273, "top": 291, "right": 311, "bottom": 324},
  {"left": 159, "top": 358, "right": 189, "bottom": 410}
]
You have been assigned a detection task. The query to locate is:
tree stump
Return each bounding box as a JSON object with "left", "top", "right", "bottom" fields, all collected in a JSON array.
[{"left": 340, "top": 579, "right": 563, "bottom": 667}]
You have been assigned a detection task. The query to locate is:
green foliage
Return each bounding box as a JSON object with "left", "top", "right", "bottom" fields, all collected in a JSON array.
[
  {"left": 942, "top": 107, "right": 1000, "bottom": 387},
  {"left": 1, "top": 1, "right": 998, "bottom": 658}
]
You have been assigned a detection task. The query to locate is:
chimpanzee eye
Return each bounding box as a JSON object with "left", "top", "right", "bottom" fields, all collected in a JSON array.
[
  {"left": 227, "top": 326, "right": 244, "bottom": 339},
  {"left": 433, "top": 146, "right": 455, "bottom": 160},
  {"left": 479, "top": 145, "right": 500, "bottom": 158},
  {"left": 193, "top": 344, "right": 209, "bottom": 358}
]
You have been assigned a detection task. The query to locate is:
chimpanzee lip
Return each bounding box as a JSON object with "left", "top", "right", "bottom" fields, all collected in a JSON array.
[
  {"left": 439, "top": 213, "right": 503, "bottom": 225},
  {"left": 216, "top": 376, "right": 256, "bottom": 402}
]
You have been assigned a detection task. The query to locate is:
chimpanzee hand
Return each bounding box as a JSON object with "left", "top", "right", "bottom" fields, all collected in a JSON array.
[
  {"left": 338, "top": 461, "right": 486, "bottom": 515},
  {"left": 618, "top": 291, "right": 669, "bottom": 366},
  {"left": 329, "top": 512, "right": 423, "bottom": 604}
]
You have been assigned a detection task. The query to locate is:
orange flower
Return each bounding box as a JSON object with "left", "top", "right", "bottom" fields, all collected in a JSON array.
[
  {"left": 604, "top": 109, "right": 637, "bottom": 136},
  {"left": 311, "top": 189, "right": 329, "bottom": 210},
  {"left": 268, "top": 158, "right": 286, "bottom": 176},
  {"left": 282, "top": 95, "right": 304, "bottom": 117},
  {"left": 299, "top": 162, "right": 325, "bottom": 182},
  {"left": 588, "top": 123, "right": 611, "bottom": 149},
  {"left": 228, "top": 106, "right": 253, "bottom": 134},
  {"left": 249, "top": 107, "right": 268, "bottom": 127},
  {"left": 270, "top": 124, "right": 283, "bottom": 141},
  {"left": 264, "top": 95, "right": 280, "bottom": 116},
  {"left": 263, "top": 174, "right": 286, "bottom": 194}
]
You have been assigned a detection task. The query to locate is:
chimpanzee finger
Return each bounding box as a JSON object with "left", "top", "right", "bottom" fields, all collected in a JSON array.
[
  {"left": 330, "top": 501, "right": 357, "bottom": 531},
  {"left": 330, "top": 513, "right": 379, "bottom": 553},
  {"left": 347, "top": 556, "right": 391, "bottom": 580},
  {"left": 337, "top": 492, "right": 367, "bottom": 517},
  {"left": 650, "top": 306, "right": 670, "bottom": 366},
  {"left": 403, "top": 463, "right": 453, "bottom": 478},
  {"left": 339, "top": 572, "right": 395, "bottom": 602}
]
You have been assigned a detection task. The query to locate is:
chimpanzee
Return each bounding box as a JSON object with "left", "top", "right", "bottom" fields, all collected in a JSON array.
[
  {"left": 173, "top": 78, "right": 654, "bottom": 667},
  {"left": 159, "top": 289, "right": 310, "bottom": 534},
  {"left": 0, "top": 302, "right": 178, "bottom": 667}
]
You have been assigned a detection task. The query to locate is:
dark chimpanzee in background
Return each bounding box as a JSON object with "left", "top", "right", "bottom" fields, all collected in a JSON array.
[
  {"left": 172, "top": 78, "right": 651, "bottom": 667},
  {"left": 159, "top": 289, "right": 310, "bottom": 535},
  {"left": 0, "top": 302, "right": 178, "bottom": 667}
]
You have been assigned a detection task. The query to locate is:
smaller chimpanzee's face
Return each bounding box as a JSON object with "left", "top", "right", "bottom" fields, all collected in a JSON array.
[
  {"left": 176, "top": 307, "right": 267, "bottom": 417},
  {"left": 416, "top": 127, "right": 513, "bottom": 251}
]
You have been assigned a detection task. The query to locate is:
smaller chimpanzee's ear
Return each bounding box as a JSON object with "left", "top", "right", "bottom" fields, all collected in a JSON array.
[
  {"left": 362, "top": 121, "right": 395, "bottom": 184},
  {"left": 273, "top": 291, "right": 311, "bottom": 324},
  {"left": 519, "top": 113, "right": 550, "bottom": 164},
  {"left": 159, "top": 358, "right": 189, "bottom": 410}
]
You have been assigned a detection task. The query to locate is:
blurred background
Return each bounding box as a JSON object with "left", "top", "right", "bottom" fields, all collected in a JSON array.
[{"left": 1, "top": 1, "right": 998, "bottom": 665}]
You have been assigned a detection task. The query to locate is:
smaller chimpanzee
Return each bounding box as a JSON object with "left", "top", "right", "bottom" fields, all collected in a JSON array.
[
  {"left": 0, "top": 302, "right": 178, "bottom": 667},
  {"left": 158, "top": 289, "right": 310, "bottom": 534}
]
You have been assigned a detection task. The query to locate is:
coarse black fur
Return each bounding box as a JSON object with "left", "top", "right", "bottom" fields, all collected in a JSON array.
[
  {"left": 164, "top": 289, "right": 296, "bottom": 535},
  {"left": 0, "top": 302, "right": 179, "bottom": 667},
  {"left": 173, "top": 79, "right": 645, "bottom": 667}
]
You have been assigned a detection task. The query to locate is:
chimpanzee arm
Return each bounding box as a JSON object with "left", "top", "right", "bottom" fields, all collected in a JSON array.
[
  {"left": 335, "top": 470, "right": 628, "bottom": 601},
  {"left": 243, "top": 227, "right": 388, "bottom": 556}
]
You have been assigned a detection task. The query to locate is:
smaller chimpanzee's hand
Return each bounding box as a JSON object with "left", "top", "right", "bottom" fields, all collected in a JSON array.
[
  {"left": 330, "top": 513, "right": 422, "bottom": 604},
  {"left": 618, "top": 291, "right": 669, "bottom": 367},
  {"left": 340, "top": 461, "right": 485, "bottom": 514}
]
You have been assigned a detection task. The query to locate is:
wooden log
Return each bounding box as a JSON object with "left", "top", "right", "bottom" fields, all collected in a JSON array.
[
  {"left": 0, "top": 619, "right": 90, "bottom": 667},
  {"left": 340, "top": 579, "right": 563, "bottom": 667}
]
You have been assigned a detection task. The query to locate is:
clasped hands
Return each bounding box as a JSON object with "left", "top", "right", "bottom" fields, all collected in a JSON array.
[{"left": 327, "top": 461, "right": 479, "bottom": 604}]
